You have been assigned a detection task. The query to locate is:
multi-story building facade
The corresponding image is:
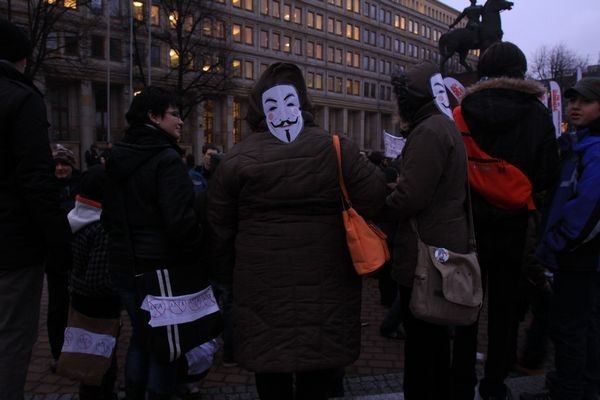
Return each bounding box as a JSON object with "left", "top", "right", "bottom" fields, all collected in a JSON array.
[{"left": 3, "top": 0, "right": 469, "bottom": 167}]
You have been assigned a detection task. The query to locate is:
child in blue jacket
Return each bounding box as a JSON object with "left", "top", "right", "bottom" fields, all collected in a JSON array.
[{"left": 523, "top": 77, "right": 600, "bottom": 400}]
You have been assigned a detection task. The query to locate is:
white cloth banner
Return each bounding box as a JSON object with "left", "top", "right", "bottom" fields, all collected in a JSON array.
[
  {"left": 383, "top": 130, "right": 406, "bottom": 159},
  {"left": 185, "top": 339, "right": 219, "bottom": 376},
  {"left": 61, "top": 327, "right": 116, "bottom": 358},
  {"left": 549, "top": 81, "right": 562, "bottom": 138},
  {"left": 141, "top": 286, "right": 219, "bottom": 327}
]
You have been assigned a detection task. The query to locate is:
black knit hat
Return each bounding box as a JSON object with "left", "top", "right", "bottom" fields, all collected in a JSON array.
[
  {"left": 478, "top": 42, "right": 527, "bottom": 79},
  {"left": 0, "top": 19, "right": 32, "bottom": 63},
  {"left": 79, "top": 165, "right": 108, "bottom": 203}
]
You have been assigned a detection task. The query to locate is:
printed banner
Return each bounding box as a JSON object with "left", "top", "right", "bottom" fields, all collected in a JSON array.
[
  {"left": 383, "top": 130, "right": 406, "bottom": 159},
  {"left": 141, "top": 286, "right": 220, "bottom": 327},
  {"left": 61, "top": 327, "right": 116, "bottom": 358},
  {"left": 549, "top": 81, "right": 562, "bottom": 138},
  {"left": 443, "top": 77, "right": 466, "bottom": 102}
]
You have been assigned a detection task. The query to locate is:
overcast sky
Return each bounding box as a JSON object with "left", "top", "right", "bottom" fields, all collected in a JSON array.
[{"left": 440, "top": 0, "right": 600, "bottom": 66}]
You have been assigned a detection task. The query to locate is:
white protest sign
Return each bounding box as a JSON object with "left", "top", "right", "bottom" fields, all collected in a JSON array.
[
  {"left": 443, "top": 77, "right": 466, "bottom": 102},
  {"left": 141, "top": 286, "right": 220, "bottom": 327},
  {"left": 383, "top": 130, "right": 406, "bottom": 159},
  {"left": 549, "top": 81, "right": 562, "bottom": 138}
]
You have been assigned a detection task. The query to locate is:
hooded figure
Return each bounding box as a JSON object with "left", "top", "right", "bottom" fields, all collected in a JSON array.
[
  {"left": 384, "top": 61, "right": 477, "bottom": 400},
  {"left": 460, "top": 42, "right": 559, "bottom": 400},
  {"left": 207, "top": 62, "right": 387, "bottom": 399}
]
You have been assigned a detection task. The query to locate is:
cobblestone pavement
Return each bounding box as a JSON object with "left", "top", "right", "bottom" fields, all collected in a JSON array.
[{"left": 25, "top": 277, "right": 545, "bottom": 399}]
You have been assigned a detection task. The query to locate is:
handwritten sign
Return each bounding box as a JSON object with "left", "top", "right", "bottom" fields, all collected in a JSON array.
[
  {"left": 141, "top": 286, "right": 220, "bottom": 327},
  {"left": 383, "top": 130, "right": 406, "bottom": 159}
]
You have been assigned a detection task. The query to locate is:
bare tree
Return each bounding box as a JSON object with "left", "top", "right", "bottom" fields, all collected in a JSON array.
[
  {"left": 2, "top": 0, "right": 101, "bottom": 80},
  {"left": 131, "top": 0, "right": 234, "bottom": 119},
  {"left": 530, "top": 43, "right": 588, "bottom": 87}
]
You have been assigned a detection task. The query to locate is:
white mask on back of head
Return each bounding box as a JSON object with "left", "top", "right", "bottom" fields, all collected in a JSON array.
[
  {"left": 261, "top": 84, "right": 304, "bottom": 143},
  {"left": 430, "top": 73, "right": 453, "bottom": 120}
]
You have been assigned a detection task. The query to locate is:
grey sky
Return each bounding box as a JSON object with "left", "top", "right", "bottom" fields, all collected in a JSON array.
[{"left": 440, "top": 0, "right": 600, "bottom": 66}]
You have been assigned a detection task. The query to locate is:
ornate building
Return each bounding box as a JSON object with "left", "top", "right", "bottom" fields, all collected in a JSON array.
[{"left": 3, "top": 0, "right": 470, "bottom": 166}]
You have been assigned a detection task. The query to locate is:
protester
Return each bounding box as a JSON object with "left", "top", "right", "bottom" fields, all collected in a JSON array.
[
  {"left": 384, "top": 61, "right": 476, "bottom": 400},
  {"left": 46, "top": 144, "right": 81, "bottom": 367},
  {"left": 102, "top": 86, "right": 204, "bottom": 399},
  {"left": 0, "top": 19, "right": 71, "bottom": 400},
  {"left": 460, "top": 42, "right": 559, "bottom": 400},
  {"left": 85, "top": 144, "right": 101, "bottom": 168},
  {"left": 207, "top": 62, "right": 387, "bottom": 400},
  {"left": 66, "top": 165, "right": 121, "bottom": 399},
  {"left": 521, "top": 77, "right": 600, "bottom": 400},
  {"left": 188, "top": 143, "right": 221, "bottom": 193}
]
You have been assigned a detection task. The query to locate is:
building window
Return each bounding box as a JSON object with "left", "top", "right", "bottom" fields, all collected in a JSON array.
[
  {"left": 110, "top": 38, "right": 121, "bottom": 61},
  {"left": 335, "top": 77, "right": 342, "bottom": 93},
  {"left": 244, "top": 60, "right": 254, "bottom": 79},
  {"left": 64, "top": 0, "right": 77, "bottom": 9},
  {"left": 151, "top": 45, "right": 160, "bottom": 66},
  {"left": 327, "top": 75, "right": 334, "bottom": 92},
  {"left": 260, "top": 0, "right": 268, "bottom": 14},
  {"left": 307, "top": 72, "right": 314, "bottom": 88},
  {"left": 64, "top": 32, "right": 79, "bottom": 56},
  {"left": 291, "top": 6, "right": 301, "bottom": 24},
  {"left": 243, "top": 0, "right": 253, "bottom": 11},
  {"left": 315, "top": 13, "right": 323, "bottom": 30},
  {"left": 335, "top": 20, "right": 342, "bottom": 35},
  {"left": 151, "top": 4, "right": 160, "bottom": 25},
  {"left": 133, "top": 1, "right": 144, "bottom": 21},
  {"left": 314, "top": 73, "right": 323, "bottom": 90},
  {"left": 260, "top": 30, "right": 269, "bottom": 48},
  {"left": 293, "top": 38, "right": 302, "bottom": 55},
  {"left": 283, "top": 35, "right": 291, "bottom": 53},
  {"left": 91, "top": 35, "right": 104, "bottom": 59},
  {"left": 232, "top": 59, "right": 241, "bottom": 77},
  {"left": 232, "top": 24, "right": 241, "bottom": 42},
  {"left": 243, "top": 26, "right": 254, "bottom": 45},
  {"left": 315, "top": 43, "right": 323, "bottom": 60},
  {"left": 335, "top": 47, "right": 342, "bottom": 64},
  {"left": 327, "top": 46, "right": 334, "bottom": 62},
  {"left": 307, "top": 41, "right": 314, "bottom": 58},
  {"left": 346, "top": 78, "right": 352, "bottom": 95},
  {"left": 169, "top": 49, "right": 179, "bottom": 68},
  {"left": 283, "top": 4, "right": 291, "bottom": 21},
  {"left": 272, "top": 0, "right": 280, "bottom": 18},
  {"left": 273, "top": 32, "right": 280, "bottom": 51},
  {"left": 327, "top": 17, "right": 334, "bottom": 33}
]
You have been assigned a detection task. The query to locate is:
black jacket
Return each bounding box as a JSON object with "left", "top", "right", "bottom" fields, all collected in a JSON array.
[
  {"left": 461, "top": 78, "right": 560, "bottom": 225},
  {"left": 102, "top": 125, "right": 202, "bottom": 273},
  {"left": 0, "top": 61, "right": 71, "bottom": 270}
]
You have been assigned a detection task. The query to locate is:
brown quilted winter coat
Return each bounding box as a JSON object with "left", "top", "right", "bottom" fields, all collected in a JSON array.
[{"left": 207, "top": 63, "right": 387, "bottom": 373}]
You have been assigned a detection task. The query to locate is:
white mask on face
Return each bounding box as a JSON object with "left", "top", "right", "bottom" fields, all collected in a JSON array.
[
  {"left": 430, "top": 73, "right": 453, "bottom": 120},
  {"left": 261, "top": 84, "right": 304, "bottom": 143}
]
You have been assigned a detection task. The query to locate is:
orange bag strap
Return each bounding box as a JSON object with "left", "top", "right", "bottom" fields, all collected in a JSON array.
[{"left": 332, "top": 135, "right": 351, "bottom": 210}]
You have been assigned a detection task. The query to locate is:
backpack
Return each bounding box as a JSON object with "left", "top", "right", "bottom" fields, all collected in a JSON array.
[{"left": 453, "top": 106, "right": 536, "bottom": 211}]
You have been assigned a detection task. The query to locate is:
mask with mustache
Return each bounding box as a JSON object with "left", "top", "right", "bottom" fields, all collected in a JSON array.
[{"left": 261, "top": 84, "right": 304, "bottom": 143}]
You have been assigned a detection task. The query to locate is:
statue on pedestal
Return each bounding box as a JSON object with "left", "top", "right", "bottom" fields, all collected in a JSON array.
[{"left": 439, "top": 0, "right": 513, "bottom": 73}]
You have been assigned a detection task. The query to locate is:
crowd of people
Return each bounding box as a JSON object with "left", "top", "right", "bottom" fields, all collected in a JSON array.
[{"left": 1, "top": 17, "right": 599, "bottom": 400}]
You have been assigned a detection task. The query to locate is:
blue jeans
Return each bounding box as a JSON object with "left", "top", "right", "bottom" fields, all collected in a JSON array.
[
  {"left": 547, "top": 270, "right": 600, "bottom": 400},
  {"left": 111, "top": 270, "right": 177, "bottom": 397}
]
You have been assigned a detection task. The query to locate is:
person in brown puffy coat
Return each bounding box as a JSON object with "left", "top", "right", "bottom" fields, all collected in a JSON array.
[
  {"left": 207, "top": 62, "right": 387, "bottom": 400},
  {"left": 385, "top": 61, "right": 476, "bottom": 400}
]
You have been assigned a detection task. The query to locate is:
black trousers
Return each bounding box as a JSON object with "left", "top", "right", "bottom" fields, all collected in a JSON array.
[
  {"left": 255, "top": 368, "right": 344, "bottom": 400},
  {"left": 0, "top": 265, "right": 45, "bottom": 400},
  {"left": 46, "top": 271, "right": 70, "bottom": 360},
  {"left": 547, "top": 270, "right": 600, "bottom": 400},
  {"left": 476, "top": 218, "right": 528, "bottom": 398},
  {"left": 399, "top": 286, "right": 478, "bottom": 400}
]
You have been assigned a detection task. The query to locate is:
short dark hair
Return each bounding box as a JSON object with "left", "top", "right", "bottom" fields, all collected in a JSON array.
[
  {"left": 202, "top": 143, "right": 219, "bottom": 154},
  {"left": 0, "top": 19, "right": 32, "bottom": 63},
  {"left": 125, "top": 86, "right": 178, "bottom": 127}
]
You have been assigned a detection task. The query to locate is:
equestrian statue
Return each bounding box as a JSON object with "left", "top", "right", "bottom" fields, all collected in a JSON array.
[{"left": 439, "top": 0, "right": 514, "bottom": 72}]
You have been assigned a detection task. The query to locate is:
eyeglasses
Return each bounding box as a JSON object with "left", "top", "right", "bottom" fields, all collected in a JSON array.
[{"left": 166, "top": 110, "right": 181, "bottom": 119}]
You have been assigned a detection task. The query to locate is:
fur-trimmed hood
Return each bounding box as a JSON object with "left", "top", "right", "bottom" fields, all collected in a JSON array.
[{"left": 461, "top": 77, "right": 548, "bottom": 137}]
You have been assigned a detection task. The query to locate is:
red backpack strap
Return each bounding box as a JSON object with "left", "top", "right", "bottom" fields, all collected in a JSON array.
[{"left": 453, "top": 106, "right": 469, "bottom": 134}]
